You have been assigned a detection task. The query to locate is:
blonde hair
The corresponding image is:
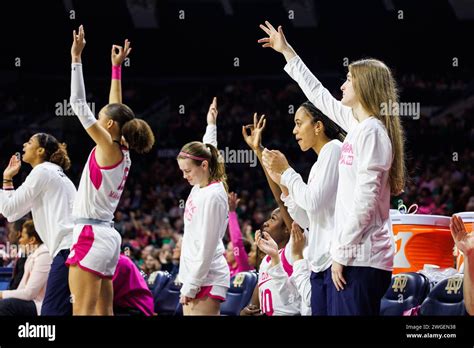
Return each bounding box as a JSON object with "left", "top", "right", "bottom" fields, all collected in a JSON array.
[
  {"left": 177, "top": 141, "right": 228, "bottom": 191},
  {"left": 349, "top": 59, "right": 406, "bottom": 195}
]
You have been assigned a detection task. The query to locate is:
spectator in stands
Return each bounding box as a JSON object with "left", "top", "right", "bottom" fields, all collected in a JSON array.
[
  {"left": 158, "top": 244, "right": 174, "bottom": 273},
  {"left": 7, "top": 219, "right": 28, "bottom": 290},
  {"left": 141, "top": 251, "right": 161, "bottom": 276},
  {"left": 138, "top": 245, "right": 155, "bottom": 269},
  {"left": 0, "top": 220, "right": 52, "bottom": 315},
  {"left": 170, "top": 236, "right": 182, "bottom": 276}
]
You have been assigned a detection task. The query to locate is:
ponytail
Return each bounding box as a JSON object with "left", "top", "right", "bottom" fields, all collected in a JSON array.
[
  {"left": 49, "top": 143, "right": 71, "bottom": 171},
  {"left": 122, "top": 119, "right": 155, "bottom": 154},
  {"left": 35, "top": 133, "right": 71, "bottom": 171},
  {"left": 105, "top": 103, "right": 155, "bottom": 154},
  {"left": 300, "top": 101, "right": 347, "bottom": 142},
  {"left": 205, "top": 143, "right": 228, "bottom": 192}
]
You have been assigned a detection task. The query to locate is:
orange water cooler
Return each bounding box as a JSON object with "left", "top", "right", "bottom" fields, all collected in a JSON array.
[{"left": 390, "top": 214, "right": 454, "bottom": 274}]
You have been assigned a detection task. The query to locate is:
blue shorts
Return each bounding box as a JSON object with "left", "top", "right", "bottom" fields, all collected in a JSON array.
[{"left": 41, "top": 249, "right": 72, "bottom": 316}]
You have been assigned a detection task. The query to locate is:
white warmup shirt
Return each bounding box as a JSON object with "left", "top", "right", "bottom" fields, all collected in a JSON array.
[
  {"left": 265, "top": 257, "right": 312, "bottom": 312},
  {"left": 178, "top": 124, "right": 230, "bottom": 298},
  {"left": 0, "top": 162, "right": 76, "bottom": 257},
  {"left": 281, "top": 139, "right": 342, "bottom": 273},
  {"left": 284, "top": 55, "right": 395, "bottom": 271}
]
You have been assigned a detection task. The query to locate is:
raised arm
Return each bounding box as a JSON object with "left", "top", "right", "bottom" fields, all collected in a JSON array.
[
  {"left": 265, "top": 143, "right": 341, "bottom": 215},
  {"left": 202, "top": 97, "right": 218, "bottom": 148},
  {"left": 258, "top": 21, "right": 357, "bottom": 132},
  {"left": 0, "top": 156, "right": 44, "bottom": 222},
  {"left": 242, "top": 113, "right": 293, "bottom": 232},
  {"left": 288, "top": 223, "right": 311, "bottom": 307},
  {"left": 109, "top": 40, "right": 132, "bottom": 104},
  {"left": 69, "top": 25, "right": 118, "bottom": 155}
]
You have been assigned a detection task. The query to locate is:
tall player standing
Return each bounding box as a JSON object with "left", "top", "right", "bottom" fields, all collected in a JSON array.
[
  {"left": 67, "top": 25, "right": 155, "bottom": 315},
  {"left": 258, "top": 21, "right": 406, "bottom": 315}
]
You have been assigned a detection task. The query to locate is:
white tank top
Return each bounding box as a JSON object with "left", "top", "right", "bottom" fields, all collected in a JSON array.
[{"left": 73, "top": 146, "right": 131, "bottom": 222}]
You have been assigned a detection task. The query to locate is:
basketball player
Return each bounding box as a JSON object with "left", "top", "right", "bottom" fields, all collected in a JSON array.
[
  {"left": 177, "top": 97, "right": 230, "bottom": 315},
  {"left": 0, "top": 134, "right": 75, "bottom": 315},
  {"left": 261, "top": 101, "right": 344, "bottom": 315},
  {"left": 67, "top": 25, "right": 155, "bottom": 315},
  {"left": 258, "top": 20, "right": 405, "bottom": 315}
]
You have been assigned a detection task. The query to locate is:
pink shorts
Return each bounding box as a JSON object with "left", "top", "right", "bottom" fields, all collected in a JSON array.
[
  {"left": 195, "top": 285, "right": 227, "bottom": 302},
  {"left": 66, "top": 224, "right": 121, "bottom": 278}
]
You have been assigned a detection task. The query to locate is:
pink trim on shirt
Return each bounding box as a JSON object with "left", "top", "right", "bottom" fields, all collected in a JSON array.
[
  {"left": 263, "top": 248, "right": 293, "bottom": 276},
  {"left": 89, "top": 149, "right": 103, "bottom": 190},
  {"left": 280, "top": 247, "right": 293, "bottom": 277}
]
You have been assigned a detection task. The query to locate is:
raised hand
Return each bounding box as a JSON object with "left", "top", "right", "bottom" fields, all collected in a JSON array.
[
  {"left": 290, "top": 222, "right": 305, "bottom": 261},
  {"left": 451, "top": 215, "right": 474, "bottom": 257},
  {"left": 71, "top": 25, "right": 86, "bottom": 61},
  {"left": 255, "top": 230, "right": 279, "bottom": 259},
  {"left": 111, "top": 39, "right": 132, "bottom": 66},
  {"left": 207, "top": 97, "right": 218, "bottom": 125},
  {"left": 242, "top": 113, "right": 266, "bottom": 152},
  {"left": 257, "top": 21, "right": 296, "bottom": 61},
  {"left": 3, "top": 154, "right": 21, "bottom": 180},
  {"left": 228, "top": 192, "right": 241, "bottom": 212},
  {"left": 262, "top": 149, "right": 290, "bottom": 176}
]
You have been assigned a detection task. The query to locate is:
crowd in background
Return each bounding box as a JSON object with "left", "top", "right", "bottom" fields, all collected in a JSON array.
[{"left": 1, "top": 71, "right": 473, "bottom": 273}]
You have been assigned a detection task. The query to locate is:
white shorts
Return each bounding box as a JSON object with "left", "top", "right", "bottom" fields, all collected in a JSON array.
[{"left": 66, "top": 223, "right": 122, "bottom": 278}]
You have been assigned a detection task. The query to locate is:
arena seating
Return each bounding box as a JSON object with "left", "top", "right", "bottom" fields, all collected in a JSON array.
[
  {"left": 420, "top": 275, "right": 466, "bottom": 316},
  {"left": 380, "top": 272, "right": 431, "bottom": 316},
  {"left": 0, "top": 267, "right": 13, "bottom": 291},
  {"left": 220, "top": 271, "right": 258, "bottom": 316}
]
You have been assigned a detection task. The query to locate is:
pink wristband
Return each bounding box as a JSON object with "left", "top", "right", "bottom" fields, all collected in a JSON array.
[{"left": 112, "top": 65, "right": 122, "bottom": 80}]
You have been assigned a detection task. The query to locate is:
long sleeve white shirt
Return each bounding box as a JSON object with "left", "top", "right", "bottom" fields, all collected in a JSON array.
[
  {"left": 0, "top": 162, "right": 76, "bottom": 257},
  {"left": 2, "top": 244, "right": 52, "bottom": 315},
  {"left": 280, "top": 139, "right": 341, "bottom": 273},
  {"left": 266, "top": 258, "right": 312, "bottom": 313},
  {"left": 178, "top": 124, "right": 230, "bottom": 298},
  {"left": 284, "top": 55, "right": 395, "bottom": 271}
]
